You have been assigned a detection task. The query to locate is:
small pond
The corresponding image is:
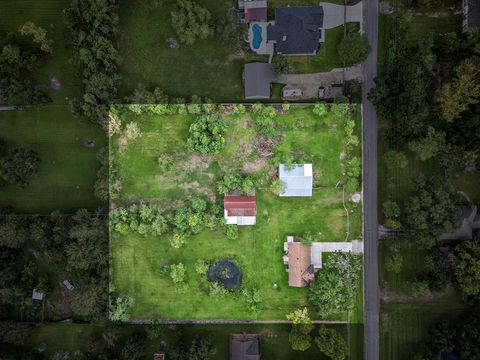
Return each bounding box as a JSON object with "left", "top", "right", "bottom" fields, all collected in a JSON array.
[{"left": 207, "top": 259, "right": 243, "bottom": 291}]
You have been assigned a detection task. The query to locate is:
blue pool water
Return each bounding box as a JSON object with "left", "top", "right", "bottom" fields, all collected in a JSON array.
[{"left": 252, "top": 24, "right": 262, "bottom": 50}]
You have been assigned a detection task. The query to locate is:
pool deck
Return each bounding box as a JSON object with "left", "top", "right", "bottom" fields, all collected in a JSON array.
[{"left": 249, "top": 21, "right": 274, "bottom": 57}]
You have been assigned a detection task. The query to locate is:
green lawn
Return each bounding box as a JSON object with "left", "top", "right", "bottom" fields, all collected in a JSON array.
[
  {"left": 380, "top": 302, "right": 467, "bottom": 360},
  {"left": 0, "top": 107, "right": 106, "bottom": 213},
  {"left": 23, "top": 323, "right": 356, "bottom": 359},
  {"left": 0, "top": 0, "right": 82, "bottom": 105},
  {"left": 287, "top": 26, "right": 345, "bottom": 74},
  {"left": 110, "top": 105, "right": 363, "bottom": 320}
]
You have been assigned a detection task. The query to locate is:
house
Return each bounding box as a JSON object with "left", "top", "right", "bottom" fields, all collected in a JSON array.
[
  {"left": 239, "top": 0, "right": 268, "bottom": 22},
  {"left": 283, "top": 236, "right": 363, "bottom": 287},
  {"left": 267, "top": 7, "right": 324, "bottom": 55},
  {"left": 230, "top": 333, "right": 260, "bottom": 360},
  {"left": 153, "top": 353, "right": 165, "bottom": 360},
  {"left": 243, "top": 63, "right": 278, "bottom": 99},
  {"left": 463, "top": 0, "right": 480, "bottom": 31},
  {"left": 278, "top": 164, "right": 313, "bottom": 197},
  {"left": 224, "top": 195, "right": 257, "bottom": 225},
  {"left": 441, "top": 205, "right": 480, "bottom": 241},
  {"left": 283, "top": 240, "right": 315, "bottom": 287}
]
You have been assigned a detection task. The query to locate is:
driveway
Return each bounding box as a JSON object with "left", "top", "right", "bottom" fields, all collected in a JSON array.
[
  {"left": 320, "top": 2, "right": 363, "bottom": 29},
  {"left": 276, "top": 65, "right": 362, "bottom": 99}
]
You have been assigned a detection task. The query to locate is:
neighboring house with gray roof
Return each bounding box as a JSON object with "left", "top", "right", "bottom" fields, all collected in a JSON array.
[
  {"left": 279, "top": 164, "right": 313, "bottom": 197},
  {"left": 441, "top": 205, "right": 480, "bottom": 241},
  {"left": 463, "top": 0, "right": 480, "bottom": 31},
  {"left": 243, "top": 62, "right": 278, "bottom": 99},
  {"left": 267, "top": 7, "right": 324, "bottom": 55},
  {"left": 230, "top": 333, "right": 260, "bottom": 360}
]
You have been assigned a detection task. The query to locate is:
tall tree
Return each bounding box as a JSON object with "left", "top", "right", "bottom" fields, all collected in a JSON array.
[
  {"left": 449, "top": 241, "right": 480, "bottom": 301},
  {"left": 403, "top": 175, "right": 459, "bottom": 248},
  {"left": 0, "top": 147, "right": 40, "bottom": 187},
  {"left": 437, "top": 57, "right": 480, "bottom": 122}
]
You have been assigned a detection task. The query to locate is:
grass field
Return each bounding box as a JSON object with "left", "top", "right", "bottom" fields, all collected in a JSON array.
[
  {"left": 110, "top": 105, "right": 363, "bottom": 320},
  {"left": 0, "top": 0, "right": 82, "bottom": 105},
  {"left": 21, "top": 322, "right": 362, "bottom": 360},
  {"left": 0, "top": 106, "right": 106, "bottom": 213},
  {"left": 380, "top": 302, "right": 467, "bottom": 360}
]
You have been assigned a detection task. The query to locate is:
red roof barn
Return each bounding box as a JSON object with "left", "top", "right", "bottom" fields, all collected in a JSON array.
[{"left": 224, "top": 195, "right": 257, "bottom": 225}]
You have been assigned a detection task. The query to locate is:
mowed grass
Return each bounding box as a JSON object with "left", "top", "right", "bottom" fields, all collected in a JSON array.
[
  {"left": 110, "top": 106, "right": 363, "bottom": 320},
  {"left": 380, "top": 302, "right": 467, "bottom": 360},
  {"left": 0, "top": 107, "right": 106, "bottom": 213},
  {"left": 25, "top": 323, "right": 352, "bottom": 359},
  {"left": 0, "top": 0, "right": 82, "bottom": 104},
  {"left": 118, "top": 0, "right": 257, "bottom": 101}
]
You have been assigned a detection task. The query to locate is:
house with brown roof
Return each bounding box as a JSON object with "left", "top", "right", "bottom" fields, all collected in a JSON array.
[
  {"left": 283, "top": 239, "right": 315, "bottom": 287},
  {"left": 230, "top": 333, "right": 260, "bottom": 360},
  {"left": 224, "top": 195, "right": 257, "bottom": 226},
  {"left": 283, "top": 236, "right": 364, "bottom": 287}
]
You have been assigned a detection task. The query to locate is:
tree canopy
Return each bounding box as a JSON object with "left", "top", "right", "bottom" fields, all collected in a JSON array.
[
  {"left": 338, "top": 29, "right": 370, "bottom": 66},
  {"left": 0, "top": 147, "right": 40, "bottom": 187},
  {"left": 187, "top": 114, "right": 227, "bottom": 155},
  {"left": 403, "top": 175, "right": 459, "bottom": 248},
  {"left": 171, "top": 0, "right": 212, "bottom": 45},
  {"left": 308, "top": 252, "right": 362, "bottom": 316},
  {"left": 449, "top": 240, "right": 480, "bottom": 301}
]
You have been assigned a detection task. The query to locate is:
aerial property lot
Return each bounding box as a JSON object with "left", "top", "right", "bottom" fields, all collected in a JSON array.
[
  {"left": 109, "top": 104, "right": 364, "bottom": 321},
  {"left": 118, "top": 0, "right": 363, "bottom": 101}
]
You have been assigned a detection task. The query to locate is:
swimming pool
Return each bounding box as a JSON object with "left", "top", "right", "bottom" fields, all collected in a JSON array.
[{"left": 251, "top": 24, "right": 262, "bottom": 50}]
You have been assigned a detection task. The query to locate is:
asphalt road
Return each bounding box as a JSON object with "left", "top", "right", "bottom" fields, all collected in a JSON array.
[{"left": 361, "top": 0, "right": 380, "bottom": 358}]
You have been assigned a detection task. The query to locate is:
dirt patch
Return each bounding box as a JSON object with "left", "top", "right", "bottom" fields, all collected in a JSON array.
[
  {"left": 242, "top": 157, "right": 268, "bottom": 173},
  {"left": 254, "top": 136, "right": 278, "bottom": 158},
  {"left": 178, "top": 154, "right": 212, "bottom": 171},
  {"left": 183, "top": 181, "right": 216, "bottom": 202}
]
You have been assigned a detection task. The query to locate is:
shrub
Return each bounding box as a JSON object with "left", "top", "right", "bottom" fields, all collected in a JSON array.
[
  {"left": 272, "top": 55, "right": 294, "bottom": 74},
  {"left": 232, "top": 104, "right": 246, "bottom": 115},
  {"left": 170, "top": 232, "right": 186, "bottom": 249},
  {"left": 383, "top": 150, "right": 408, "bottom": 172},
  {"left": 224, "top": 225, "right": 238, "bottom": 240},
  {"left": 109, "top": 295, "right": 134, "bottom": 322},
  {"left": 18, "top": 22, "right": 53, "bottom": 53},
  {"left": 315, "top": 326, "right": 348, "bottom": 360},
  {"left": 251, "top": 103, "right": 276, "bottom": 127},
  {"left": 195, "top": 259, "right": 209, "bottom": 275},
  {"left": 242, "top": 288, "right": 262, "bottom": 312},
  {"left": 124, "top": 122, "right": 141, "bottom": 141},
  {"left": 338, "top": 30, "right": 370, "bottom": 66},
  {"left": 344, "top": 177, "right": 359, "bottom": 193},
  {"left": 346, "top": 156, "right": 361, "bottom": 177},
  {"left": 170, "top": 263, "right": 186, "bottom": 284},
  {"left": 187, "top": 114, "right": 227, "bottom": 155},
  {"left": 313, "top": 103, "right": 327, "bottom": 117}
]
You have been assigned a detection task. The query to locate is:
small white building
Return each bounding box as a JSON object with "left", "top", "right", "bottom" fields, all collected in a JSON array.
[
  {"left": 32, "top": 288, "right": 44, "bottom": 301},
  {"left": 279, "top": 164, "right": 313, "bottom": 197},
  {"left": 224, "top": 195, "right": 257, "bottom": 226}
]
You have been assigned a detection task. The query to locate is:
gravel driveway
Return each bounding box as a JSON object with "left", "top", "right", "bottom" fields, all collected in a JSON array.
[{"left": 277, "top": 65, "right": 363, "bottom": 99}]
